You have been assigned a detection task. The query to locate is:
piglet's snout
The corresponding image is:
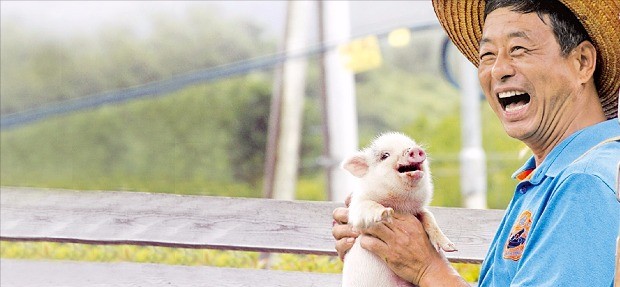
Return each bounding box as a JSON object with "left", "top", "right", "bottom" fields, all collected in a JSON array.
[{"left": 405, "top": 147, "right": 426, "bottom": 163}]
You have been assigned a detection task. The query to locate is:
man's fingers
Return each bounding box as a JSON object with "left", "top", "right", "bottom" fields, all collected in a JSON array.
[
  {"left": 332, "top": 207, "right": 349, "bottom": 224},
  {"left": 361, "top": 221, "right": 394, "bottom": 242},
  {"left": 332, "top": 205, "right": 356, "bottom": 261},
  {"left": 359, "top": 234, "right": 389, "bottom": 259},
  {"left": 332, "top": 220, "right": 358, "bottom": 261},
  {"left": 392, "top": 212, "right": 419, "bottom": 222},
  {"left": 335, "top": 237, "right": 356, "bottom": 261},
  {"left": 344, "top": 193, "right": 352, "bottom": 207},
  {"left": 332, "top": 222, "right": 359, "bottom": 240}
]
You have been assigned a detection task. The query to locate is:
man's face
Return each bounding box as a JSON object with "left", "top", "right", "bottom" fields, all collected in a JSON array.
[{"left": 478, "top": 8, "right": 581, "bottom": 143}]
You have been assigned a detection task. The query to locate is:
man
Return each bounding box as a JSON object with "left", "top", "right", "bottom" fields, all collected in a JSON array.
[{"left": 332, "top": 0, "right": 620, "bottom": 286}]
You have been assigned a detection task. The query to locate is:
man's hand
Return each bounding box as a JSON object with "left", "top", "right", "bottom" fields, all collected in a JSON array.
[
  {"left": 332, "top": 194, "right": 359, "bottom": 261},
  {"left": 332, "top": 195, "right": 467, "bottom": 286},
  {"left": 332, "top": 206, "right": 359, "bottom": 260},
  {"left": 359, "top": 212, "right": 468, "bottom": 286}
]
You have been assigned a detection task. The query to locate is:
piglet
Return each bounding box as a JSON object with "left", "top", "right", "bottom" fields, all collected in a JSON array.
[{"left": 341, "top": 132, "right": 456, "bottom": 287}]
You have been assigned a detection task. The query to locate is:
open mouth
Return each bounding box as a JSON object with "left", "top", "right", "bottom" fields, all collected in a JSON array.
[
  {"left": 398, "top": 163, "right": 422, "bottom": 173},
  {"left": 498, "top": 91, "right": 530, "bottom": 112}
]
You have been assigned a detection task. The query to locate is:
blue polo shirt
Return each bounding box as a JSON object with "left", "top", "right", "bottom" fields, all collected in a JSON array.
[{"left": 478, "top": 119, "right": 620, "bottom": 286}]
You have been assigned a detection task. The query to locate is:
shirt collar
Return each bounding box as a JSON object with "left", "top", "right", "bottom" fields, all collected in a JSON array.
[{"left": 512, "top": 119, "right": 620, "bottom": 184}]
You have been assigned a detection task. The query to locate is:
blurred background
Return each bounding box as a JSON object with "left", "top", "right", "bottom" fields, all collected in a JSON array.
[
  {"left": 0, "top": 0, "right": 525, "bottom": 206},
  {"left": 1, "top": 1, "right": 524, "bottom": 278}
]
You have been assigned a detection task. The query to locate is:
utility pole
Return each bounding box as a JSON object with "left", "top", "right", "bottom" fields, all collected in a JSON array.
[
  {"left": 260, "top": 1, "right": 312, "bottom": 269},
  {"left": 319, "top": 0, "right": 359, "bottom": 202},
  {"left": 267, "top": 1, "right": 311, "bottom": 201},
  {"left": 459, "top": 56, "right": 487, "bottom": 209},
  {"left": 262, "top": 14, "right": 285, "bottom": 200}
]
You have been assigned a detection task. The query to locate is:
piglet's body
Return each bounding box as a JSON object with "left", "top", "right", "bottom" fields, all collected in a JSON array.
[{"left": 341, "top": 132, "right": 456, "bottom": 287}]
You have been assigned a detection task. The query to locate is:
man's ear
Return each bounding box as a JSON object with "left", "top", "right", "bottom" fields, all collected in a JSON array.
[
  {"left": 342, "top": 154, "right": 368, "bottom": 178},
  {"left": 572, "top": 40, "right": 597, "bottom": 85}
]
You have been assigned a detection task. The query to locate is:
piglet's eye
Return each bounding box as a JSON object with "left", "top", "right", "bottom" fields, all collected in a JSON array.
[{"left": 380, "top": 152, "right": 390, "bottom": 161}]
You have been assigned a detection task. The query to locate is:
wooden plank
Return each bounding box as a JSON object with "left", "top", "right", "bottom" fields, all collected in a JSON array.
[
  {"left": 0, "top": 259, "right": 342, "bottom": 287},
  {"left": 0, "top": 187, "right": 503, "bottom": 263},
  {"left": 0, "top": 187, "right": 339, "bottom": 255}
]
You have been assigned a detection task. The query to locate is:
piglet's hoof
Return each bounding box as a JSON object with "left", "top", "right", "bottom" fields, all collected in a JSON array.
[{"left": 380, "top": 207, "right": 394, "bottom": 222}]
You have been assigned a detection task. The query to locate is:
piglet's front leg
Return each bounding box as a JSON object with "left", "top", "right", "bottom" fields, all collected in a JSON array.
[
  {"left": 348, "top": 199, "right": 394, "bottom": 229},
  {"left": 418, "top": 208, "right": 457, "bottom": 252}
]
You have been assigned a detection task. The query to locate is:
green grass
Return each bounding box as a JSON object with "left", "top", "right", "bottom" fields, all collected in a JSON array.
[{"left": 0, "top": 241, "right": 340, "bottom": 271}]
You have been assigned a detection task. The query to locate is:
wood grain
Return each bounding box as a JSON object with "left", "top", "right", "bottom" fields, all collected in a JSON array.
[
  {"left": 0, "top": 187, "right": 503, "bottom": 263},
  {"left": 0, "top": 259, "right": 342, "bottom": 287}
]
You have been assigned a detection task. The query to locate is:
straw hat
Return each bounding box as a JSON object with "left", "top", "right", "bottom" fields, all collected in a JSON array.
[{"left": 432, "top": 0, "right": 620, "bottom": 119}]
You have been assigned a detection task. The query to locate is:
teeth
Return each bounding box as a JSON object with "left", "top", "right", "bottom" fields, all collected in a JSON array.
[
  {"left": 498, "top": 91, "right": 526, "bottom": 98},
  {"left": 505, "top": 102, "right": 528, "bottom": 112}
]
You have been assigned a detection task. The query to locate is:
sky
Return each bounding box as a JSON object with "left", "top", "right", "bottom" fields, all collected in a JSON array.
[
  {"left": 1, "top": 1, "right": 440, "bottom": 40},
  {"left": 1, "top": 1, "right": 227, "bottom": 37}
]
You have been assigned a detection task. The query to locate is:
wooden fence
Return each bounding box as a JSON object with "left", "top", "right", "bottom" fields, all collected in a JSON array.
[{"left": 0, "top": 187, "right": 504, "bottom": 286}]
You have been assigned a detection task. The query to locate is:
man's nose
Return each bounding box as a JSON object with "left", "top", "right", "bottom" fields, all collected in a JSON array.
[{"left": 491, "top": 52, "right": 516, "bottom": 82}]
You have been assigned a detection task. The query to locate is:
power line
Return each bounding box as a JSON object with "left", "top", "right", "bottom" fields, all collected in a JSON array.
[{"left": 1, "top": 22, "right": 441, "bottom": 130}]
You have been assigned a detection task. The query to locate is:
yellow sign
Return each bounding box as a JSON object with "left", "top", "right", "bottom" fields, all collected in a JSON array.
[
  {"left": 388, "top": 28, "right": 411, "bottom": 47},
  {"left": 338, "top": 35, "right": 382, "bottom": 73}
]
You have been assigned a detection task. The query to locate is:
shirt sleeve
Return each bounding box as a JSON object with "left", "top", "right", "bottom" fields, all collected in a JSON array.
[{"left": 510, "top": 173, "right": 619, "bottom": 286}]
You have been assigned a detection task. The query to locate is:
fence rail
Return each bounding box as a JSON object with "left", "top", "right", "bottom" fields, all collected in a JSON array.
[{"left": 0, "top": 187, "right": 503, "bottom": 286}]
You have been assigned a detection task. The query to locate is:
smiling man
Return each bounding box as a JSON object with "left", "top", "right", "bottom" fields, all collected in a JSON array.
[
  {"left": 332, "top": 0, "right": 620, "bottom": 286},
  {"left": 477, "top": 2, "right": 609, "bottom": 166}
]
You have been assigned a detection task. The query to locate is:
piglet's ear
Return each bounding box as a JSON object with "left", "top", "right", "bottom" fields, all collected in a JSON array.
[{"left": 342, "top": 154, "right": 368, "bottom": 178}]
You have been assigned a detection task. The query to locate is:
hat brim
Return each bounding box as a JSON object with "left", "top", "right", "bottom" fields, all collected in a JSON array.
[{"left": 432, "top": 0, "right": 619, "bottom": 119}]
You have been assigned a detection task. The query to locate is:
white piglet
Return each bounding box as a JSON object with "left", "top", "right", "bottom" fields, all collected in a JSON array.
[{"left": 341, "top": 132, "right": 456, "bottom": 287}]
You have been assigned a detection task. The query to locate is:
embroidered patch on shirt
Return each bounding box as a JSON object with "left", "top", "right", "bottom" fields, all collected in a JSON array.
[{"left": 503, "top": 210, "right": 532, "bottom": 261}]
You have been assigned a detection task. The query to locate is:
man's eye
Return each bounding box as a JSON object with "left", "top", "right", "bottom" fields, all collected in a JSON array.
[
  {"left": 511, "top": 46, "right": 526, "bottom": 54},
  {"left": 380, "top": 152, "right": 390, "bottom": 161},
  {"left": 479, "top": 51, "right": 494, "bottom": 61}
]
